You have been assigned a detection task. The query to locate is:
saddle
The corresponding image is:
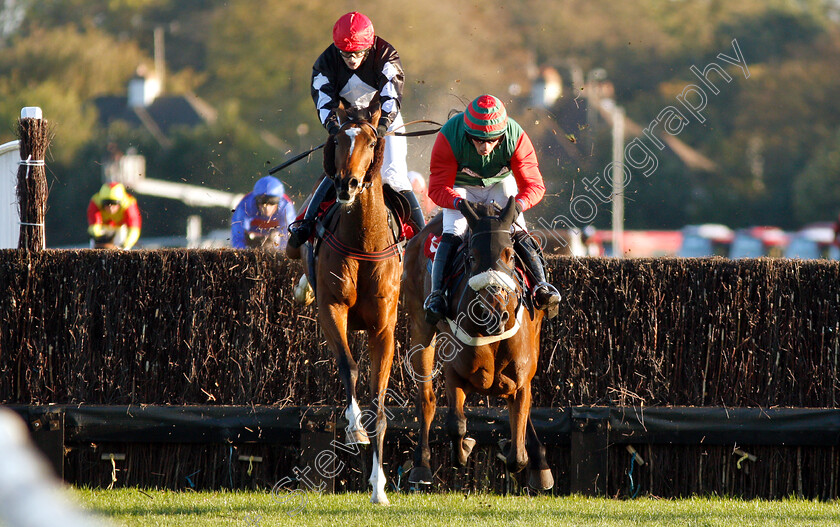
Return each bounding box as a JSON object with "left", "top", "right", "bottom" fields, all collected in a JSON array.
[{"left": 301, "top": 186, "right": 414, "bottom": 297}]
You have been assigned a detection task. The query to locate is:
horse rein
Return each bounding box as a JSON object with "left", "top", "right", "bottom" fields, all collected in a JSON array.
[
  {"left": 266, "top": 119, "right": 441, "bottom": 175},
  {"left": 338, "top": 119, "right": 379, "bottom": 140},
  {"left": 386, "top": 119, "right": 443, "bottom": 137},
  {"left": 315, "top": 118, "right": 407, "bottom": 262}
]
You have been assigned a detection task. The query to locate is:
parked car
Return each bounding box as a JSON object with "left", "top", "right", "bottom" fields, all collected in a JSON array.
[
  {"left": 677, "top": 224, "right": 733, "bottom": 257},
  {"left": 784, "top": 223, "right": 840, "bottom": 260},
  {"left": 728, "top": 226, "right": 788, "bottom": 259}
]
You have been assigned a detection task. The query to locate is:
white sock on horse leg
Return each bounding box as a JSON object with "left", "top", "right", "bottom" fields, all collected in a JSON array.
[
  {"left": 346, "top": 398, "right": 363, "bottom": 430},
  {"left": 369, "top": 452, "right": 389, "bottom": 505}
]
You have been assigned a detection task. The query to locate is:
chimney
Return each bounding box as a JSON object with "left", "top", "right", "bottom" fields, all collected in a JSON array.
[{"left": 127, "top": 65, "right": 160, "bottom": 108}]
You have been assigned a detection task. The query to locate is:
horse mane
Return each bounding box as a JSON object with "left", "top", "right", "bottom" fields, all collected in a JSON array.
[
  {"left": 367, "top": 137, "right": 386, "bottom": 180},
  {"left": 323, "top": 135, "right": 337, "bottom": 177}
]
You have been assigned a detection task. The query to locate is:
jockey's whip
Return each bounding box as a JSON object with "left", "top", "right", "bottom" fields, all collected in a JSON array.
[
  {"left": 267, "top": 120, "right": 442, "bottom": 175},
  {"left": 267, "top": 143, "right": 325, "bottom": 175}
]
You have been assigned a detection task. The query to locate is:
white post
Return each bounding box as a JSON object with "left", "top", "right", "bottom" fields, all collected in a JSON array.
[
  {"left": 186, "top": 215, "right": 201, "bottom": 248},
  {"left": 611, "top": 106, "right": 625, "bottom": 258}
]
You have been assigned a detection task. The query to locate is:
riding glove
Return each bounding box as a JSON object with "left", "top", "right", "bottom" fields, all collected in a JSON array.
[{"left": 457, "top": 199, "right": 482, "bottom": 216}]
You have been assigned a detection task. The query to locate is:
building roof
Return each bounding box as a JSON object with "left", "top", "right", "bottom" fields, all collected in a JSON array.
[{"left": 93, "top": 92, "right": 217, "bottom": 147}]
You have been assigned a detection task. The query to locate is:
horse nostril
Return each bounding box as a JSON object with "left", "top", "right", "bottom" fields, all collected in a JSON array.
[
  {"left": 349, "top": 179, "right": 359, "bottom": 189},
  {"left": 499, "top": 311, "right": 509, "bottom": 326}
]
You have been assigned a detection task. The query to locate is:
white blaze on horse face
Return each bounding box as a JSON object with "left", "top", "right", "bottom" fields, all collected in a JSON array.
[
  {"left": 344, "top": 127, "right": 362, "bottom": 155},
  {"left": 337, "top": 127, "right": 365, "bottom": 204},
  {"left": 369, "top": 451, "right": 389, "bottom": 505},
  {"left": 468, "top": 270, "right": 518, "bottom": 293}
]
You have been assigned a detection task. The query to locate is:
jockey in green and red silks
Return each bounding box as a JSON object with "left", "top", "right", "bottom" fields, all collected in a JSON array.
[{"left": 424, "top": 95, "right": 561, "bottom": 324}]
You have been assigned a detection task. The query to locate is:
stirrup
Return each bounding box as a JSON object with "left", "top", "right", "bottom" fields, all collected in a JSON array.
[
  {"left": 423, "top": 291, "right": 447, "bottom": 325},
  {"left": 287, "top": 220, "right": 313, "bottom": 249},
  {"left": 534, "top": 281, "right": 561, "bottom": 318}
]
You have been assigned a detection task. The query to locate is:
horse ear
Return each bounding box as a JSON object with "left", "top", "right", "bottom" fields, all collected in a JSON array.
[
  {"left": 500, "top": 196, "right": 517, "bottom": 226},
  {"left": 461, "top": 200, "right": 480, "bottom": 226},
  {"left": 370, "top": 108, "right": 382, "bottom": 128},
  {"left": 335, "top": 105, "right": 347, "bottom": 125}
]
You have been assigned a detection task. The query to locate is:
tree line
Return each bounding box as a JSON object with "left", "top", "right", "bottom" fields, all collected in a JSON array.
[{"left": 0, "top": 0, "right": 838, "bottom": 244}]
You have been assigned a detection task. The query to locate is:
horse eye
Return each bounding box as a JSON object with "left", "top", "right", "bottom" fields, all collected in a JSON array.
[{"left": 369, "top": 141, "right": 376, "bottom": 148}]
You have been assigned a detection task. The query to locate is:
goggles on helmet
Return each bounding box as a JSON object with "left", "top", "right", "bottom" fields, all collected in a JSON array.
[
  {"left": 467, "top": 133, "right": 504, "bottom": 145},
  {"left": 339, "top": 48, "right": 370, "bottom": 60}
]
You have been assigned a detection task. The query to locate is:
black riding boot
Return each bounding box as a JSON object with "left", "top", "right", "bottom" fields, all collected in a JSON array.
[
  {"left": 423, "top": 233, "right": 460, "bottom": 325},
  {"left": 399, "top": 189, "right": 426, "bottom": 235},
  {"left": 513, "top": 231, "right": 561, "bottom": 318},
  {"left": 288, "top": 178, "right": 333, "bottom": 249}
]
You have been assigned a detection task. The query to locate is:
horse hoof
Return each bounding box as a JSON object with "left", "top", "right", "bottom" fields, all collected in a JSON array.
[
  {"left": 408, "top": 466, "right": 434, "bottom": 485},
  {"left": 346, "top": 428, "right": 370, "bottom": 445},
  {"left": 370, "top": 493, "right": 390, "bottom": 506},
  {"left": 293, "top": 275, "right": 314, "bottom": 305},
  {"left": 462, "top": 437, "right": 476, "bottom": 458},
  {"left": 528, "top": 468, "right": 555, "bottom": 491}
]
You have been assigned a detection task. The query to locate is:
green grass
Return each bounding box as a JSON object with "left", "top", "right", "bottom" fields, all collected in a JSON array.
[{"left": 74, "top": 489, "right": 840, "bottom": 527}]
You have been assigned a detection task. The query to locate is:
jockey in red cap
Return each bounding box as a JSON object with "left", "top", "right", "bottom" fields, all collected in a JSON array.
[
  {"left": 287, "top": 12, "right": 426, "bottom": 249},
  {"left": 424, "top": 95, "right": 561, "bottom": 324}
]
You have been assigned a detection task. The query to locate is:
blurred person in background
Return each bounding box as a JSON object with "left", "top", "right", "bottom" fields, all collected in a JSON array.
[
  {"left": 0, "top": 408, "right": 108, "bottom": 526},
  {"left": 231, "top": 176, "right": 295, "bottom": 250},
  {"left": 287, "top": 11, "right": 425, "bottom": 248},
  {"left": 408, "top": 170, "right": 437, "bottom": 217},
  {"left": 87, "top": 182, "right": 141, "bottom": 250}
]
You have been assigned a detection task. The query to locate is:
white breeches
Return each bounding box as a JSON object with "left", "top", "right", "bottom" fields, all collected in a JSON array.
[
  {"left": 442, "top": 175, "right": 527, "bottom": 237},
  {"left": 380, "top": 112, "right": 411, "bottom": 192}
]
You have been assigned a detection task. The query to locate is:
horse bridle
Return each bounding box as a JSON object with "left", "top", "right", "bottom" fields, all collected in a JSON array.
[
  {"left": 458, "top": 229, "right": 522, "bottom": 315},
  {"left": 445, "top": 229, "right": 523, "bottom": 346},
  {"left": 327, "top": 119, "right": 379, "bottom": 192}
]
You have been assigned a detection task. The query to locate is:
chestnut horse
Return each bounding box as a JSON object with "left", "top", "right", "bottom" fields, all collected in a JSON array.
[
  {"left": 402, "top": 198, "right": 554, "bottom": 491},
  {"left": 286, "top": 109, "right": 401, "bottom": 505}
]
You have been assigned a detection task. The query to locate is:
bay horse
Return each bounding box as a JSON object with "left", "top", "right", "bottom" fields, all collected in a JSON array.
[
  {"left": 402, "top": 197, "right": 554, "bottom": 491},
  {"left": 286, "top": 108, "right": 401, "bottom": 505}
]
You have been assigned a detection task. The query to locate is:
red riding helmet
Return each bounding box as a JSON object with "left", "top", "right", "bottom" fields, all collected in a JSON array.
[{"left": 332, "top": 12, "right": 375, "bottom": 52}]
